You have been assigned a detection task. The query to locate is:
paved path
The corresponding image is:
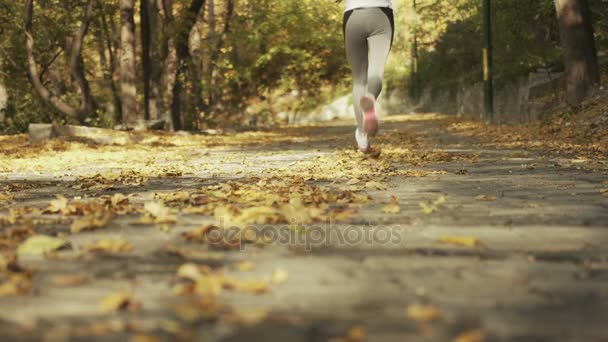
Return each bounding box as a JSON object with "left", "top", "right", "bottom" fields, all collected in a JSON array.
[{"left": 0, "top": 114, "right": 607, "bottom": 341}]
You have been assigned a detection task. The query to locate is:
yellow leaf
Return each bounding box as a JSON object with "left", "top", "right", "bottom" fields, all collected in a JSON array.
[
  {"left": 47, "top": 195, "right": 69, "bottom": 214},
  {"left": 434, "top": 195, "right": 447, "bottom": 205},
  {"left": 365, "top": 181, "right": 387, "bottom": 190},
  {"left": 110, "top": 193, "right": 129, "bottom": 207},
  {"left": 223, "top": 278, "right": 269, "bottom": 295},
  {"left": 142, "top": 201, "right": 177, "bottom": 224},
  {"left": 406, "top": 304, "right": 442, "bottom": 322},
  {"left": 382, "top": 197, "right": 401, "bottom": 214},
  {"left": 475, "top": 195, "right": 497, "bottom": 201},
  {"left": 438, "top": 236, "right": 480, "bottom": 247},
  {"left": 71, "top": 213, "right": 113, "bottom": 233},
  {"left": 82, "top": 239, "right": 133, "bottom": 253},
  {"left": 270, "top": 268, "right": 288, "bottom": 285},
  {"left": 419, "top": 202, "right": 436, "bottom": 214},
  {"left": 226, "top": 308, "right": 269, "bottom": 326},
  {"left": 173, "top": 300, "right": 223, "bottom": 322},
  {"left": 177, "top": 263, "right": 204, "bottom": 281},
  {"left": 347, "top": 325, "right": 367, "bottom": 341},
  {"left": 232, "top": 261, "right": 256, "bottom": 272},
  {"left": 99, "top": 291, "right": 139, "bottom": 312},
  {"left": 194, "top": 275, "right": 224, "bottom": 297},
  {"left": 347, "top": 178, "right": 361, "bottom": 185},
  {"left": 17, "top": 235, "right": 70, "bottom": 256},
  {"left": 130, "top": 334, "right": 161, "bottom": 342},
  {"left": 454, "top": 329, "right": 485, "bottom": 342},
  {"left": 234, "top": 206, "right": 282, "bottom": 225},
  {"left": 51, "top": 274, "right": 88, "bottom": 287}
]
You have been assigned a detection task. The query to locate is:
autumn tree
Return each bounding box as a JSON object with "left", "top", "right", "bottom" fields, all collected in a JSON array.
[
  {"left": 25, "top": 0, "right": 95, "bottom": 124},
  {"left": 554, "top": 0, "right": 600, "bottom": 105}
]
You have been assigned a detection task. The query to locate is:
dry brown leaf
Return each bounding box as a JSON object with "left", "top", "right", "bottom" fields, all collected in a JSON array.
[
  {"left": 232, "top": 261, "right": 256, "bottom": 272},
  {"left": 438, "top": 236, "right": 480, "bottom": 247},
  {"left": 475, "top": 195, "right": 497, "bottom": 201},
  {"left": 130, "top": 334, "right": 161, "bottom": 342},
  {"left": 347, "top": 178, "right": 362, "bottom": 185},
  {"left": 46, "top": 195, "right": 69, "bottom": 214},
  {"left": 51, "top": 274, "right": 88, "bottom": 287},
  {"left": 365, "top": 181, "right": 387, "bottom": 190},
  {"left": 71, "top": 213, "right": 113, "bottom": 233},
  {"left": 382, "top": 196, "right": 401, "bottom": 214},
  {"left": 225, "top": 308, "right": 269, "bottom": 326},
  {"left": 406, "top": 304, "right": 442, "bottom": 322},
  {"left": 141, "top": 201, "right": 177, "bottom": 224},
  {"left": 454, "top": 329, "right": 485, "bottom": 342},
  {"left": 82, "top": 239, "right": 133, "bottom": 253},
  {"left": 173, "top": 299, "right": 223, "bottom": 322},
  {"left": 99, "top": 291, "right": 141, "bottom": 312},
  {"left": 223, "top": 278, "right": 269, "bottom": 295},
  {"left": 0, "top": 274, "right": 32, "bottom": 297}
]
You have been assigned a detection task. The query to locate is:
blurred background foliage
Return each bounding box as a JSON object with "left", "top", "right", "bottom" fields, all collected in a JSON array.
[{"left": 0, "top": 0, "right": 606, "bottom": 132}]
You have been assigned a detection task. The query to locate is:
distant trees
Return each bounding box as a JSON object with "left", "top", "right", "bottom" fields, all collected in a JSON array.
[
  {"left": 554, "top": 0, "right": 600, "bottom": 105},
  {"left": 25, "top": 0, "right": 95, "bottom": 124}
]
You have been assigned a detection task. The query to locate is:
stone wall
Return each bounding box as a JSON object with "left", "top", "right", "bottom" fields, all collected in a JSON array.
[{"left": 383, "top": 71, "right": 564, "bottom": 124}]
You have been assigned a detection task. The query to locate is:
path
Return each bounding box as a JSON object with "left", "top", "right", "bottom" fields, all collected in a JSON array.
[{"left": 0, "top": 114, "right": 607, "bottom": 341}]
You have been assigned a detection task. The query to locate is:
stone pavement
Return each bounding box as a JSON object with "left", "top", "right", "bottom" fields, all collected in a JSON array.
[{"left": 0, "top": 114, "right": 607, "bottom": 341}]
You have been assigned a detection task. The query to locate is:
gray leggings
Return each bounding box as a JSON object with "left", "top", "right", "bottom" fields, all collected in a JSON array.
[{"left": 344, "top": 7, "right": 394, "bottom": 130}]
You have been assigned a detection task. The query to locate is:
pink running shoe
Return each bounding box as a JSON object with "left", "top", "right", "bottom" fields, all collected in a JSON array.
[{"left": 360, "top": 96, "right": 378, "bottom": 136}]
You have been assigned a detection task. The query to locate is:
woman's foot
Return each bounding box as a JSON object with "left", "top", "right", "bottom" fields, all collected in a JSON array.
[
  {"left": 355, "top": 128, "right": 370, "bottom": 153},
  {"left": 360, "top": 96, "right": 378, "bottom": 136}
]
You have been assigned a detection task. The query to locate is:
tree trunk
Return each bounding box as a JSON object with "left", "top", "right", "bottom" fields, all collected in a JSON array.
[
  {"left": 162, "top": 0, "right": 205, "bottom": 130},
  {"left": 141, "top": 0, "right": 152, "bottom": 120},
  {"left": 555, "top": 0, "right": 600, "bottom": 105},
  {"left": 208, "top": 0, "right": 234, "bottom": 107},
  {"left": 120, "top": 0, "right": 140, "bottom": 128},
  {"left": 0, "top": 53, "right": 7, "bottom": 123},
  {"left": 100, "top": 4, "right": 123, "bottom": 123}
]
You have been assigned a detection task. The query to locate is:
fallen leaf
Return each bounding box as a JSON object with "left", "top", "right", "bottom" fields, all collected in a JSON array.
[
  {"left": 82, "top": 239, "right": 133, "bottom": 253},
  {"left": 17, "top": 235, "right": 70, "bottom": 256},
  {"left": 365, "top": 181, "right": 387, "bottom": 190},
  {"left": 99, "top": 291, "right": 140, "bottom": 312},
  {"left": 51, "top": 275, "right": 88, "bottom": 287},
  {"left": 438, "top": 236, "right": 480, "bottom": 247},
  {"left": 232, "top": 261, "right": 256, "bottom": 272},
  {"left": 110, "top": 193, "right": 129, "bottom": 207},
  {"left": 130, "top": 334, "right": 161, "bottom": 342},
  {"left": 347, "top": 178, "right": 361, "bottom": 185},
  {"left": 419, "top": 195, "right": 447, "bottom": 214},
  {"left": 46, "top": 195, "right": 69, "bottom": 214},
  {"left": 223, "top": 278, "right": 269, "bottom": 295},
  {"left": 454, "top": 329, "right": 485, "bottom": 342},
  {"left": 406, "top": 304, "right": 442, "bottom": 322},
  {"left": 173, "top": 299, "right": 223, "bottom": 322},
  {"left": 194, "top": 275, "right": 224, "bottom": 297},
  {"left": 270, "top": 268, "right": 288, "bottom": 285},
  {"left": 71, "top": 213, "right": 113, "bottom": 233},
  {"left": 475, "top": 195, "right": 497, "bottom": 201},
  {"left": 177, "top": 263, "right": 206, "bottom": 281},
  {"left": 141, "top": 201, "right": 178, "bottom": 224},
  {"left": 225, "top": 308, "right": 269, "bottom": 326},
  {"left": 0, "top": 274, "right": 32, "bottom": 296},
  {"left": 382, "top": 196, "right": 401, "bottom": 214}
]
